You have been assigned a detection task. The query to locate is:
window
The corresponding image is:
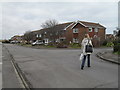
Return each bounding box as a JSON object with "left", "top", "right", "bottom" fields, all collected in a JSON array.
[
  {"left": 39, "top": 34, "right": 42, "bottom": 37},
  {"left": 73, "top": 28, "right": 78, "bottom": 33},
  {"left": 45, "top": 32, "right": 47, "bottom": 34},
  {"left": 36, "top": 34, "right": 39, "bottom": 37},
  {"left": 95, "top": 28, "right": 98, "bottom": 32},
  {"left": 73, "top": 38, "right": 78, "bottom": 43},
  {"left": 89, "top": 28, "right": 92, "bottom": 32},
  {"left": 44, "top": 39, "right": 49, "bottom": 43}
]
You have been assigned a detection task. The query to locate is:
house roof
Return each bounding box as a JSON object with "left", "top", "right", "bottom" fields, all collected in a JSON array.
[
  {"left": 32, "top": 22, "right": 73, "bottom": 34},
  {"left": 80, "top": 21, "right": 106, "bottom": 29},
  {"left": 32, "top": 21, "right": 106, "bottom": 34}
]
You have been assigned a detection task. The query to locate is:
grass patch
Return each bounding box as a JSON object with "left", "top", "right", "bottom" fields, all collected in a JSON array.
[
  {"left": 69, "top": 43, "right": 81, "bottom": 49},
  {"left": 24, "top": 44, "right": 32, "bottom": 47},
  {"left": 45, "top": 45, "right": 56, "bottom": 48},
  {"left": 113, "top": 52, "right": 120, "bottom": 55}
]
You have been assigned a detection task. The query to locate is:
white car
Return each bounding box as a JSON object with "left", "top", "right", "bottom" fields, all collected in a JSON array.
[{"left": 32, "top": 40, "right": 43, "bottom": 46}]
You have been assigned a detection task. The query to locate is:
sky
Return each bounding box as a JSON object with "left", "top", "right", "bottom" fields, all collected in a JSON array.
[{"left": 0, "top": 1, "right": 119, "bottom": 39}]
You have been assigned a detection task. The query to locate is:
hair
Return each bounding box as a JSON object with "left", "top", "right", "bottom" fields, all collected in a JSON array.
[{"left": 84, "top": 34, "right": 90, "bottom": 38}]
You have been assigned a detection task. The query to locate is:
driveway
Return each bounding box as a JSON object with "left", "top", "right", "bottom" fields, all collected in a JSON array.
[{"left": 3, "top": 44, "right": 118, "bottom": 88}]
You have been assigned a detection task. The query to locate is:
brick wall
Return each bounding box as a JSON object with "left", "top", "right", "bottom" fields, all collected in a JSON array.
[{"left": 65, "top": 23, "right": 106, "bottom": 47}]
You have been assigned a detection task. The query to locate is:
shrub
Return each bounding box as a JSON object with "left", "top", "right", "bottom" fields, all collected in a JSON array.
[
  {"left": 113, "top": 38, "right": 120, "bottom": 45},
  {"left": 48, "top": 42, "right": 54, "bottom": 46},
  {"left": 106, "top": 42, "right": 114, "bottom": 47},
  {"left": 113, "top": 43, "right": 120, "bottom": 52},
  {"left": 102, "top": 40, "right": 108, "bottom": 46},
  {"left": 2, "top": 40, "right": 10, "bottom": 43},
  {"left": 56, "top": 43, "right": 68, "bottom": 48}
]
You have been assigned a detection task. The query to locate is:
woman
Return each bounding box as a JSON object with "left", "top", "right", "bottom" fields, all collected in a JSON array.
[{"left": 81, "top": 34, "right": 93, "bottom": 70}]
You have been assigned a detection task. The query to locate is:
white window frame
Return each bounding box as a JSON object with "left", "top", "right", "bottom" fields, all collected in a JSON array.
[
  {"left": 89, "top": 28, "right": 92, "bottom": 32},
  {"left": 95, "top": 28, "right": 98, "bottom": 32},
  {"left": 39, "top": 34, "right": 42, "bottom": 37},
  {"left": 73, "top": 28, "right": 78, "bottom": 33},
  {"left": 44, "top": 38, "right": 49, "bottom": 43},
  {"left": 36, "top": 34, "right": 39, "bottom": 37},
  {"left": 73, "top": 38, "right": 78, "bottom": 43},
  {"left": 45, "top": 32, "right": 47, "bottom": 34}
]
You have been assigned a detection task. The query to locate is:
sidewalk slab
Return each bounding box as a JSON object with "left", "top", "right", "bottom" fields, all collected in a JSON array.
[
  {"left": 2, "top": 45, "right": 22, "bottom": 88},
  {"left": 96, "top": 51, "right": 120, "bottom": 65}
]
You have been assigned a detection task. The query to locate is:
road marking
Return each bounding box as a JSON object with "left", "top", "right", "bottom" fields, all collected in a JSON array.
[{"left": 0, "top": 62, "right": 2, "bottom": 64}]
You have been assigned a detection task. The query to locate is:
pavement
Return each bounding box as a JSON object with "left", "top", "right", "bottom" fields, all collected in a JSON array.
[
  {"left": 96, "top": 49, "right": 120, "bottom": 65},
  {"left": 2, "top": 44, "right": 119, "bottom": 88},
  {"left": 0, "top": 43, "right": 2, "bottom": 89},
  {"left": 2, "top": 45, "right": 22, "bottom": 88}
]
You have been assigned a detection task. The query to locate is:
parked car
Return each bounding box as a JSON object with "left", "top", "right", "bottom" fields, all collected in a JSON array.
[
  {"left": 10, "top": 40, "right": 20, "bottom": 44},
  {"left": 32, "top": 40, "right": 43, "bottom": 46}
]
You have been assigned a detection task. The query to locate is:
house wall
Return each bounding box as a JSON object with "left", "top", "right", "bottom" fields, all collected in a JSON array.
[
  {"left": 65, "top": 23, "right": 106, "bottom": 47},
  {"left": 30, "top": 22, "right": 106, "bottom": 47},
  {"left": 98, "top": 28, "right": 106, "bottom": 45},
  {"left": 66, "top": 23, "right": 88, "bottom": 44}
]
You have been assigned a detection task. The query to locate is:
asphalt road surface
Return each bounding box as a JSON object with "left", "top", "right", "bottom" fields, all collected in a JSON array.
[{"left": 3, "top": 44, "right": 118, "bottom": 88}]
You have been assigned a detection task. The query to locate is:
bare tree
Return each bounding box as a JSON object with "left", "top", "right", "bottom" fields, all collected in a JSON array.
[
  {"left": 23, "top": 31, "right": 36, "bottom": 43},
  {"left": 41, "top": 19, "right": 58, "bottom": 29},
  {"left": 41, "top": 19, "right": 59, "bottom": 45}
]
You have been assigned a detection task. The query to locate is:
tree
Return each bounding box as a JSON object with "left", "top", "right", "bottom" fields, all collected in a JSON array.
[
  {"left": 41, "top": 19, "right": 59, "bottom": 45},
  {"left": 41, "top": 19, "right": 58, "bottom": 29},
  {"left": 23, "top": 31, "right": 36, "bottom": 43}
]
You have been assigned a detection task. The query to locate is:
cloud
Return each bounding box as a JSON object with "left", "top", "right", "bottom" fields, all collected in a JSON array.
[{"left": 1, "top": 2, "right": 118, "bottom": 39}]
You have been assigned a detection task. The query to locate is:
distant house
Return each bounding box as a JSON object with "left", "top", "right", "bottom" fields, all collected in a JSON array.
[
  {"left": 31, "top": 21, "right": 106, "bottom": 47},
  {"left": 10, "top": 35, "right": 22, "bottom": 43},
  {"left": 106, "top": 34, "right": 116, "bottom": 42}
]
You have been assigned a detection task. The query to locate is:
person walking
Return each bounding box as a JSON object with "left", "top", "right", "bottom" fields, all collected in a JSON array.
[{"left": 81, "top": 34, "right": 93, "bottom": 70}]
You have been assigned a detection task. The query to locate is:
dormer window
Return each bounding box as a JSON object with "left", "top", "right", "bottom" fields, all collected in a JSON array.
[
  {"left": 73, "top": 28, "right": 78, "bottom": 33},
  {"left": 89, "top": 28, "right": 92, "bottom": 32}
]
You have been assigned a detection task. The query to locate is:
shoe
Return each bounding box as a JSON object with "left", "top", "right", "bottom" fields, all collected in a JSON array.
[
  {"left": 81, "top": 67, "right": 84, "bottom": 70},
  {"left": 88, "top": 66, "right": 91, "bottom": 67}
]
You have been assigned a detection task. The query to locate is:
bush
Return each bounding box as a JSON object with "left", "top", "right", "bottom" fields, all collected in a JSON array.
[
  {"left": 48, "top": 42, "right": 54, "bottom": 46},
  {"left": 56, "top": 43, "right": 68, "bottom": 48},
  {"left": 113, "top": 38, "right": 120, "bottom": 45},
  {"left": 2, "top": 40, "right": 10, "bottom": 43},
  {"left": 102, "top": 40, "right": 108, "bottom": 46},
  {"left": 113, "top": 43, "right": 120, "bottom": 52},
  {"left": 106, "top": 42, "right": 114, "bottom": 47}
]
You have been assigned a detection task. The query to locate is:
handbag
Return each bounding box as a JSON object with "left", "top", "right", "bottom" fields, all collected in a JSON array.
[
  {"left": 79, "top": 53, "right": 84, "bottom": 61},
  {"left": 85, "top": 39, "right": 93, "bottom": 53}
]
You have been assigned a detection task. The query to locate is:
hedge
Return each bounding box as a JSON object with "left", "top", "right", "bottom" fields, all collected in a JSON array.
[{"left": 113, "top": 43, "right": 120, "bottom": 52}]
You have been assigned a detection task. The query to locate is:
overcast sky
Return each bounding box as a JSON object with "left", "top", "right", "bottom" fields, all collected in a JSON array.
[{"left": 1, "top": 1, "right": 118, "bottom": 39}]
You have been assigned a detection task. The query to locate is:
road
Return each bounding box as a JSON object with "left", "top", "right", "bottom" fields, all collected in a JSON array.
[{"left": 3, "top": 44, "right": 118, "bottom": 88}]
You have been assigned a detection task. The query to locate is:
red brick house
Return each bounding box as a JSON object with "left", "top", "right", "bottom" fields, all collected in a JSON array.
[
  {"left": 64, "top": 21, "right": 106, "bottom": 47},
  {"left": 30, "top": 21, "right": 106, "bottom": 47}
]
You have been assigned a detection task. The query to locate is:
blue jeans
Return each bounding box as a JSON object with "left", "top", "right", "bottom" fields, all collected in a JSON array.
[{"left": 81, "top": 54, "right": 90, "bottom": 68}]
